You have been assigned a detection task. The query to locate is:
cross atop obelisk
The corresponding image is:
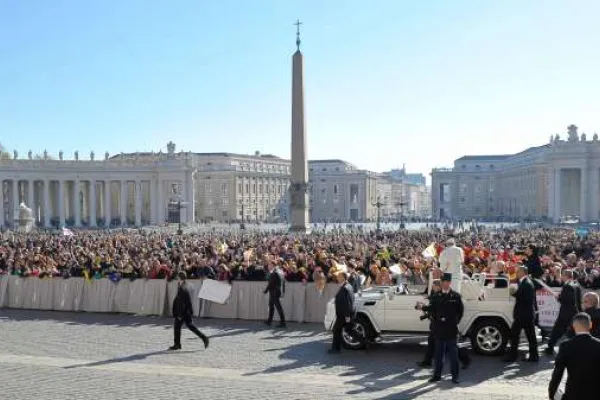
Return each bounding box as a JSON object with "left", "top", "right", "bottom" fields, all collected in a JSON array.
[
  {"left": 289, "top": 20, "right": 309, "bottom": 233},
  {"left": 294, "top": 19, "right": 302, "bottom": 50}
]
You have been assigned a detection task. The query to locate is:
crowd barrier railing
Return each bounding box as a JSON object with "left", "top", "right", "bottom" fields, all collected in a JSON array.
[{"left": 0, "top": 275, "right": 339, "bottom": 323}]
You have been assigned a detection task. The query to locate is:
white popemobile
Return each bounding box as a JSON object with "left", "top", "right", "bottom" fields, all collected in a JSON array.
[{"left": 324, "top": 274, "right": 535, "bottom": 356}]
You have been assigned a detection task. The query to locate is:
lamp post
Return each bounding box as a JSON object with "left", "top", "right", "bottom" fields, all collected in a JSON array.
[
  {"left": 396, "top": 201, "right": 407, "bottom": 229},
  {"left": 373, "top": 197, "right": 384, "bottom": 234},
  {"left": 239, "top": 200, "right": 245, "bottom": 230}
]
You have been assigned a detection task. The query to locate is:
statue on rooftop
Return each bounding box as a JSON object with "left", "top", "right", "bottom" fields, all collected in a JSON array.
[{"left": 567, "top": 124, "right": 579, "bottom": 142}]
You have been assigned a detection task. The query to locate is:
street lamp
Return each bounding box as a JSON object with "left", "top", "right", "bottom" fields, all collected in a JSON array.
[
  {"left": 240, "top": 200, "right": 245, "bottom": 230},
  {"left": 373, "top": 197, "right": 384, "bottom": 234},
  {"left": 168, "top": 198, "right": 188, "bottom": 235},
  {"left": 396, "top": 201, "right": 407, "bottom": 229}
]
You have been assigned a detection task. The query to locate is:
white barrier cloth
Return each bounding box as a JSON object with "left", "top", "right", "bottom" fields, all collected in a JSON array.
[{"left": 198, "top": 279, "right": 232, "bottom": 304}]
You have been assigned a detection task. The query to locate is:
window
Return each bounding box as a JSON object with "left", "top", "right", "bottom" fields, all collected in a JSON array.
[
  {"left": 222, "top": 198, "right": 228, "bottom": 206},
  {"left": 205, "top": 180, "right": 212, "bottom": 193},
  {"left": 259, "top": 184, "right": 262, "bottom": 194},
  {"left": 221, "top": 183, "right": 227, "bottom": 196},
  {"left": 252, "top": 184, "right": 256, "bottom": 194},
  {"left": 238, "top": 183, "right": 242, "bottom": 193},
  {"left": 333, "top": 184, "right": 339, "bottom": 195},
  {"left": 245, "top": 184, "right": 249, "bottom": 193}
]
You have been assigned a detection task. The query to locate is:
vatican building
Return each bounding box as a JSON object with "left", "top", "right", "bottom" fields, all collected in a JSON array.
[
  {"left": 431, "top": 124, "right": 600, "bottom": 223},
  {"left": 0, "top": 142, "right": 430, "bottom": 228}
]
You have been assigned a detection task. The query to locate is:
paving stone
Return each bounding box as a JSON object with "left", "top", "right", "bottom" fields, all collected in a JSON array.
[{"left": 0, "top": 310, "right": 554, "bottom": 399}]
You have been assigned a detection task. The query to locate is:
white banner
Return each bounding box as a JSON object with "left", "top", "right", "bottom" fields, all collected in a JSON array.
[
  {"left": 198, "top": 279, "right": 232, "bottom": 304},
  {"left": 536, "top": 289, "right": 560, "bottom": 328}
]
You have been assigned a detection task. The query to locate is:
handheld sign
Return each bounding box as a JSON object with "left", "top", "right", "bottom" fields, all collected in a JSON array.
[{"left": 198, "top": 279, "right": 232, "bottom": 304}]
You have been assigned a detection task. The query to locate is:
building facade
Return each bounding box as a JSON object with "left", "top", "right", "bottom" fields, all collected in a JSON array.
[
  {"left": 193, "top": 152, "right": 291, "bottom": 223},
  {"left": 431, "top": 124, "right": 600, "bottom": 222},
  {"left": 0, "top": 146, "right": 195, "bottom": 228},
  {"left": 0, "top": 143, "right": 396, "bottom": 227},
  {"left": 308, "top": 160, "right": 379, "bottom": 222}
]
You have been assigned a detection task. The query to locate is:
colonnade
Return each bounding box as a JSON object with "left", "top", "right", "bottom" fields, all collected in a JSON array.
[
  {"left": 548, "top": 166, "right": 600, "bottom": 222},
  {"left": 0, "top": 177, "right": 191, "bottom": 228}
]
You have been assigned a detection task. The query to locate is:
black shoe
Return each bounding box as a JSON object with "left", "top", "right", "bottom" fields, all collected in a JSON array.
[
  {"left": 428, "top": 376, "right": 441, "bottom": 383},
  {"left": 168, "top": 345, "right": 181, "bottom": 351},
  {"left": 328, "top": 349, "right": 341, "bottom": 354},
  {"left": 502, "top": 356, "right": 517, "bottom": 363},
  {"left": 264, "top": 321, "right": 272, "bottom": 326},
  {"left": 417, "top": 360, "right": 432, "bottom": 368},
  {"left": 543, "top": 347, "right": 554, "bottom": 355},
  {"left": 278, "top": 322, "right": 287, "bottom": 329},
  {"left": 461, "top": 359, "right": 471, "bottom": 369},
  {"left": 451, "top": 378, "right": 460, "bottom": 384},
  {"left": 202, "top": 336, "right": 209, "bottom": 349},
  {"left": 524, "top": 356, "right": 539, "bottom": 363}
]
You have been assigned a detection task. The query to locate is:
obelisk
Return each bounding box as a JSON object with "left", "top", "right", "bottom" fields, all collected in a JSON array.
[{"left": 289, "top": 20, "right": 309, "bottom": 233}]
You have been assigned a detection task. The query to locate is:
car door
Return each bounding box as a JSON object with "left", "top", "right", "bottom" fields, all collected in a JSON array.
[{"left": 384, "top": 291, "right": 430, "bottom": 332}]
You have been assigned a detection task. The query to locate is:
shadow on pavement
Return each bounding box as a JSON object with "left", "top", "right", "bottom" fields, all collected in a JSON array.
[
  {"left": 245, "top": 339, "right": 555, "bottom": 399},
  {"left": 0, "top": 309, "right": 325, "bottom": 337}
]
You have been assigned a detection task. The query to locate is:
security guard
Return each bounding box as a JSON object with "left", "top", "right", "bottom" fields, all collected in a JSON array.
[{"left": 417, "top": 273, "right": 464, "bottom": 384}]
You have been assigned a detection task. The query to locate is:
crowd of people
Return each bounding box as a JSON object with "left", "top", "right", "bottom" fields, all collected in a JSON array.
[{"left": 1, "top": 225, "right": 600, "bottom": 294}]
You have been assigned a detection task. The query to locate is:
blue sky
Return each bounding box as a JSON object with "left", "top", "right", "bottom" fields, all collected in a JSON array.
[{"left": 2, "top": 0, "right": 600, "bottom": 179}]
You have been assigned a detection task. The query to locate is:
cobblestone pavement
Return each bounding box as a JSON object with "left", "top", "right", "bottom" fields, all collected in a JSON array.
[{"left": 0, "top": 310, "right": 556, "bottom": 400}]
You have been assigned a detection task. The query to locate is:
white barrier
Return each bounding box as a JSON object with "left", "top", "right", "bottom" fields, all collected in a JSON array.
[{"left": 0, "top": 276, "right": 341, "bottom": 323}]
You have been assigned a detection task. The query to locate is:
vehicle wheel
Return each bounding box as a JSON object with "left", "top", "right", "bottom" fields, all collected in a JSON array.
[
  {"left": 470, "top": 319, "right": 508, "bottom": 356},
  {"left": 341, "top": 315, "right": 372, "bottom": 350}
]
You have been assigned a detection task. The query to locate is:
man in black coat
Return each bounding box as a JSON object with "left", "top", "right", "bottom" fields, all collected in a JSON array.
[
  {"left": 548, "top": 313, "right": 600, "bottom": 400},
  {"left": 169, "top": 271, "right": 209, "bottom": 350},
  {"left": 545, "top": 269, "right": 582, "bottom": 355},
  {"left": 417, "top": 280, "right": 470, "bottom": 369},
  {"left": 329, "top": 271, "right": 363, "bottom": 353},
  {"left": 503, "top": 266, "right": 538, "bottom": 362},
  {"left": 264, "top": 264, "right": 286, "bottom": 328},
  {"left": 417, "top": 273, "right": 464, "bottom": 384}
]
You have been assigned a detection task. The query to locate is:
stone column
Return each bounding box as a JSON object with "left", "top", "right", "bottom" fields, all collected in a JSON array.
[
  {"left": 591, "top": 167, "right": 600, "bottom": 222},
  {"left": 13, "top": 180, "right": 19, "bottom": 220},
  {"left": 150, "top": 179, "right": 157, "bottom": 225},
  {"left": 0, "top": 180, "right": 4, "bottom": 227},
  {"left": 554, "top": 168, "right": 561, "bottom": 222},
  {"left": 27, "top": 180, "right": 35, "bottom": 212},
  {"left": 157, "top": 180, "right": 164, "bottom": 224},
  {"left": 104, "top": 181, "right": 111, "bottom": 227},
  {"left": 58, "top": 180, "right": 65, "bottom": 227},
  {"left": 134, "top": 180, "right": 142, "bottom": 226},
  {"left": 547, "top": 168, "right": 554, "bottom": 221},
  {"left": 73, "top": 180, "right": 81, "bottom": 226},
  {"left": 580, "top": 167, "right": 588, "bottom": 222},
  {"left": 120, "top": 180, "right": 127, "bottom": 226},
  {"left": 43, "top": 180, "right": 51, "bottom": 227},
  {"left": 188, "top": 173, "right": 195, "bottom": 223},
  {"left": 89, "top": 180, "right": 97, "bottom": 227}
]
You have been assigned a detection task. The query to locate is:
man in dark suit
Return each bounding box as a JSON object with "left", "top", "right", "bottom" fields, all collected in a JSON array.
[
  {"left": 264, "top": 264, "right": 286, "bottom": 328},
  {"left": 329, "top": 271, "right": 362, "bottom": 353},
  {"left": 417, "top": 280, "right": 470, "bottom": 369},
  {"left": 566, "top": 292, "right": 600, "bottom": 340},
  {"left": 169, "top": 271, "right": 209, "bottom": 350},
  {"left": 503, "top": 265, "right": 539, "bottom": 362},
  {"left": 582, "top": 292, "right": 600, "bottom": 338},
  {"left": 548, "top": 313, "right": 600, "bottom": 400},
  {"left": 545, "top": 269, "right": 582, "bottom": 355},
  {"left": 417, "top": 273, "right": 464, "bottom": 384}
]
